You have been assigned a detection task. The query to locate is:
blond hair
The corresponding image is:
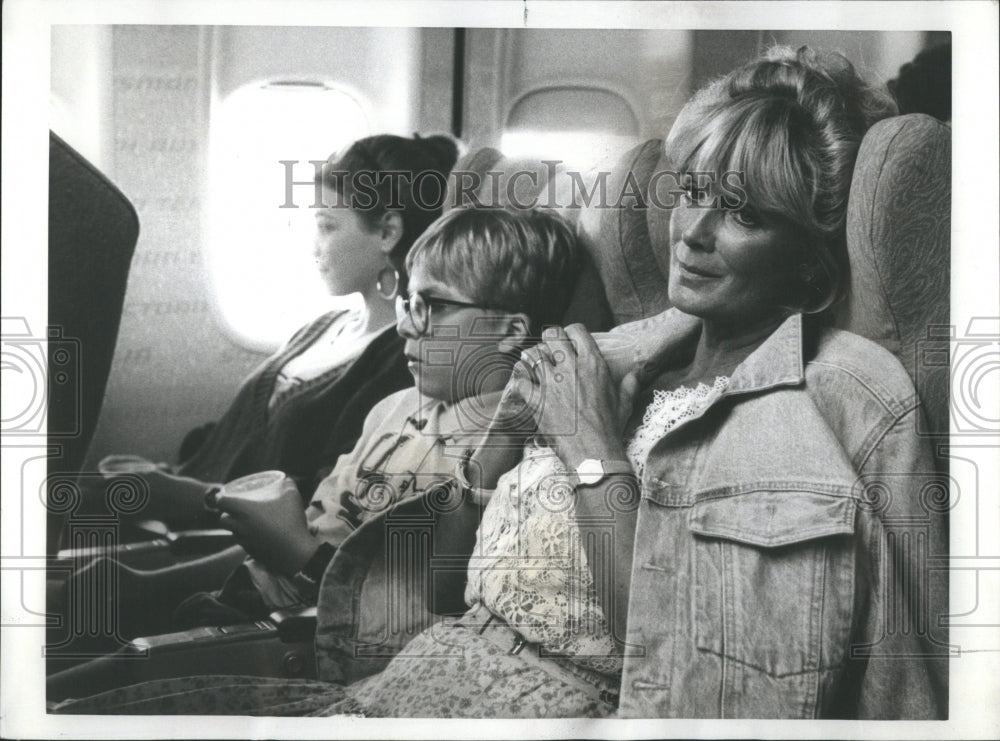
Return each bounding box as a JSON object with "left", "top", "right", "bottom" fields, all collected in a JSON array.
[{"left": 666, "top": 46, "right": 897, "bottom": 313}]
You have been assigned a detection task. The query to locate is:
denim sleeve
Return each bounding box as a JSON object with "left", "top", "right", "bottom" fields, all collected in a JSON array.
[{"left": 848, "top": 405, "right": 949, "bottom": 719}]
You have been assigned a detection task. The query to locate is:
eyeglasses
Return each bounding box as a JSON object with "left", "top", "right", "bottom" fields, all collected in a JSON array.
[{"left": 395, "top": 292, "right": 488, "bottom": 336}]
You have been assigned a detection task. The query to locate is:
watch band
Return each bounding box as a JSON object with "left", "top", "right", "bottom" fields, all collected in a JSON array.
[
  {"left": 292, "top": 541, "right": 336, "bottom": 602},
  {"left": 455, "top": 447, "right": 494, "bottom": 505}
]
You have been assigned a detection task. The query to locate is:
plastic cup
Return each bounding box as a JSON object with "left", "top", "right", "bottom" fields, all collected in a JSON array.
[
  {"left": 98, "top": 454, "right": 160, "bottom": 476},
  {"left": 218, "top": 470, "right": 287, "bottom": 503}
]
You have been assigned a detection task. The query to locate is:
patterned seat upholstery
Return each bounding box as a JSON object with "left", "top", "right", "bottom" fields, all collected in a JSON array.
[
  {"left": 837, "top": 114, "right": 951, "bottom": 439},
  {"left": 575, "top": 139, "right": 673, "bottom": 326}
]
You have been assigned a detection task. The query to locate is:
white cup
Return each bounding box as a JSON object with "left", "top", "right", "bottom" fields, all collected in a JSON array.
[
  {"left": 218, "top": 470, "right": 287, "bottom": 503},
  {"left": 98, "top": 454, "right": 160, "bottom": 476},
  {"left": 594, "top": 333, "right": 641, "bottom": 384}
]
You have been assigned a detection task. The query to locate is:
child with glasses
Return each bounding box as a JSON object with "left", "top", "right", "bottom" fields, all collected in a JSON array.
[{"left": 170, "top": 206, "right": 583, "bottom": 622}]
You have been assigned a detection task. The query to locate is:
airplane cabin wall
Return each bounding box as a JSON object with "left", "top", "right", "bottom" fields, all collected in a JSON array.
[
  {"left": 83, "top": 26, "right": 234, "bottom": 468},
  {"left": 463, "top": 29, "right": 932, "bottom": 164},
  {"left": 689, "top": 30, "right": 928, "bottom": 91},
  {"left": 80, "top": 26, "right": 440, "bottom": 467},
  {"left": 51, "top": 26, "right": 114, "bottom": 173},
  {"left": 460, "top": 29, "right": 693, "bottom": 163}
]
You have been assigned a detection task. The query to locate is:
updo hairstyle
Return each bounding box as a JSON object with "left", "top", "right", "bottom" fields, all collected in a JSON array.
[
  {"left": 665, "top": 46, "right": 897, "bottom": 313},
  {"left": 321, "top": 134, "right": 460, "bottom": 280}
]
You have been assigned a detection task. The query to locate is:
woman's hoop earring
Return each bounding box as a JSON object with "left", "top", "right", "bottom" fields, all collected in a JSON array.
[{"left": 376, "top": 267, "right": 400, "bottom": 300}]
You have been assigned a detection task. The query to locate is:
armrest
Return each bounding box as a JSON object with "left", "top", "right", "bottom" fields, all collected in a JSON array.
[
  {"left": 127, "top": 617, "right": 316, "bottom": 680},
  {"left": 55, "top": 538, "right": 173, "bottom": 570},
  {"left": 48, "top": 620, "right": 317, "bottom": 701},
  {"left": 114, "top": 610, "right": 317, "bottom": 651},
  {"left": 164, "top": 528, "right": 236, "bottom": 555},
  {"left": 130, "top": 621, "right": 278, "bottom": 652},
  {"left": 270, "top": 606, "right": 318, "bottom": 643},
  {"left": 55, "top": 528, "right": 236, "bottom": 569}
]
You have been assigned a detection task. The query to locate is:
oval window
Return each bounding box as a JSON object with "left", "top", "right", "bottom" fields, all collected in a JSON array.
[
  {"left": 206, "top": 82, "right": 370, "bottom": 351},
  {"left": 501, "top": 86, "right": 639, "bottom": 171}
]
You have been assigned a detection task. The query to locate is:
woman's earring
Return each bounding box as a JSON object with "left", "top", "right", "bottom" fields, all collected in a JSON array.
[{"left": 376, "top": 266, "right": 400, "bottom": 300}]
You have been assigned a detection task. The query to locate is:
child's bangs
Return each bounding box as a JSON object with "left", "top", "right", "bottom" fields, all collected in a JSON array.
[{"left": 407, "top": 212, "right": 489, "bottom": 300}]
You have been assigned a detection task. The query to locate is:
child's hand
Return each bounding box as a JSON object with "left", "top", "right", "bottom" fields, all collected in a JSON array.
[
  {"left": 214, "top": 477, "right": 322, "bottom": 576},
  {"left": 491, "top": 377, "right": 540, "bottom": 435}
]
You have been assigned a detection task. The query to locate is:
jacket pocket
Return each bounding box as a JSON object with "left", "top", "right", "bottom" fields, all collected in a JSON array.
[{"left": 690, "top": 490, "right": 855, "bottom": 678}]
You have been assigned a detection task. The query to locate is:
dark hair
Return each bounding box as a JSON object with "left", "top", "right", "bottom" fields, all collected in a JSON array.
[
  {"left": 406, "top": 207, "right": 583, "bottom": 330},
  {"left": 321, "top": 134, "right": 460, "bottom": 280},
  {"left": 666, "top": 46, "right": 898, "bottom": 313},
  {"left": 887, "top": 43, "right": 951, "bottom": 122}
]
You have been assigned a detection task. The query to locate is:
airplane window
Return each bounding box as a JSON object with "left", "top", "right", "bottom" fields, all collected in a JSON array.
[
  {"left": 207, "top": 82, "right": 370, "bottom": 352},
  {"left": 501, "top": 86, "right": 639, "bottom": 171}
]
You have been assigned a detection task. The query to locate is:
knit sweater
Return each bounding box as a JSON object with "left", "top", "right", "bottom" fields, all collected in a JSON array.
[{"left": 175, "top": 310, "right": 413, "bottom": 499}]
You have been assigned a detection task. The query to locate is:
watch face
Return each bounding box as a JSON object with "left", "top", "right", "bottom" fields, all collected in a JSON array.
[
  {"left": 576, "top": 459, "right": 633, "bottom": 485},
  {"left": 576, "top": 459, "right": 604, "bottom": 486}
]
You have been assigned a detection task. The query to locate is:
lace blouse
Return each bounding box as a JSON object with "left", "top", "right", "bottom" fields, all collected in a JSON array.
[
  {"left": 465, "top": 376, "right": 731, "bottom": 672},
  {"left": 626, "top": 375, "right": 731, "bottom": 480}
]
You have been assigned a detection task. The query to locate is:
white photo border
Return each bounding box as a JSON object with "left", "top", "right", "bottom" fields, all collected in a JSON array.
[{"left": 2, "top": 1, "right": 997, "bottom": 739}]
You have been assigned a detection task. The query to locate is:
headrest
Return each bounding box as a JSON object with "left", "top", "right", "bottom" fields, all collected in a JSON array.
[
  {"left": 836, "top": 114, "right": 951, "bottom": 436},
  {"left": 576, "top": 139, "right": 673, "bottom": 325},
  {"left": 444, "top": 147, "right": 614, "bottom": 331},
  {"left": 48, "top": 131, "right": 140, "bottom": 474},
  {"left": 444, "top": 147, "right": 587, "bottom": 226}
]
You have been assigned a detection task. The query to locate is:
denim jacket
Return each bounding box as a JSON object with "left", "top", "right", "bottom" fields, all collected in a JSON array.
[{"left": 613, "top": 311, "right": 949, "bottom": 719}]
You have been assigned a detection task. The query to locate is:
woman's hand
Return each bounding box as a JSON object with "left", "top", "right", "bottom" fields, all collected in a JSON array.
[
  {"left": 514, "top": 325, "right": 642, "bottom": 640},
  {"left": 490, "top": 374, "right": 542, "bottom": 436},
  {"left": 464, "top": 376, "right": 540, "bottom": 492},
  {"left": 213, "top": 477, "right": 322, "bottom": 576},
  {"left": 512, "top": 324, "right": 639, "bottom": 470}
]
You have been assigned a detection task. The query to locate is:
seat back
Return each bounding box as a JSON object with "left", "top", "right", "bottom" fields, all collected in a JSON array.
[
  {"left": 836, "top": 114, "right": 951, "bottom": 439},
  {"left": 575, "top": 139, "right": 672, "bottom": 326},
  {"left": 48, "top": 132, "right": 140, "bottom": 473},
  {"left": 48, "top": 132, "right": 140, "bottom": 553},
  {"left": 444, "top": 147, "right": 615, "bottom": 332}
]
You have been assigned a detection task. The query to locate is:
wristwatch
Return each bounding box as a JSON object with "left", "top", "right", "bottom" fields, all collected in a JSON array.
[
  {"left": 291, "top": 542, "right": 336, "bottom": 602},
  {"left": 573, "top": 459, "right": 635, "bottom": 487}
]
